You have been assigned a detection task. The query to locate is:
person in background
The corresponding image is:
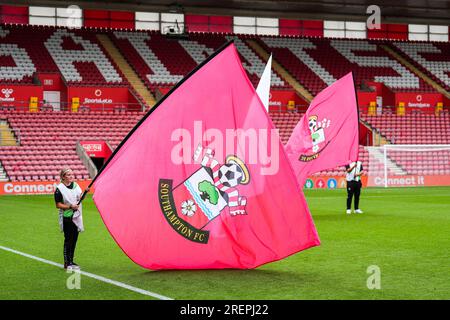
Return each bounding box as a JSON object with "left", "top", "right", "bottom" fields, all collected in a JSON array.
[
  {"left": 345, "top": 161, "right": 364, "bottom": 214},
  {"left": 41, "top": 99, "right": 52, "bottom": 111},
  {"left": 54, "top": 168, "right": 88, "bottom": 269}
]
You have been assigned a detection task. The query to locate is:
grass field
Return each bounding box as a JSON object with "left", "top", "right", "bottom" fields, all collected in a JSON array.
[{"left": 0, "top": 187, "right": 449, "bottom": 300}]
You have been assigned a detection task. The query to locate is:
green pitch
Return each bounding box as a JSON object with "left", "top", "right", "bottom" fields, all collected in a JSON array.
[{"left": 1, "top": 187, "right": 449, "bottom": 300}]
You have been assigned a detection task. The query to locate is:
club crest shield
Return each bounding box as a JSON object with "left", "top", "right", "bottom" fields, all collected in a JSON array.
[
  {"left": 159, "top": 146, "right": 250, "bottom": 244},
  {"left": 299, "top": 115, "right": 331, "bottom": 162}
]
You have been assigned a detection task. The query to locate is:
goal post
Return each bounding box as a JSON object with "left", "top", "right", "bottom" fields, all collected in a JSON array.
[{"left": 366, "top": 144, "right": 450, "bottom": 188}]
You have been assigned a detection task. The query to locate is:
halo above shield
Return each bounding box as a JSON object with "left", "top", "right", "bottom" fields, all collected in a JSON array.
[{"left": 225, "top": 155, "right": 250, "bottom": 185}]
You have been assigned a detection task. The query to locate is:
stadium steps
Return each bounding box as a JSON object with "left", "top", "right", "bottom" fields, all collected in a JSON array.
[
  {"left": 96, "top": 34, "right": 157, "bottom": 108},
  {"left": 246, "top": 39, "right": 314, "bottom": 103},
  {"left": 381, "top": 45, "right": 450, "bottom": 100},
  {"left": 360, "top": 119, "right": 392, "bottom": 146},
  {"left": 0, "top": 120, "right": 19, "bottom": 146},
  {"left": 367, "top": 147, "right": 408, "bottom": 176},
  {"left": 0, "top": 161, "right": 8, "bottom": 181},
  {"left": 375, "top": 133, "right": 391, "bottom": 146}
]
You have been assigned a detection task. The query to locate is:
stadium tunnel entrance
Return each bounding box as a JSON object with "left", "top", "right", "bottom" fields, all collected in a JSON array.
[
  {"left": 91, "top": 157, "right": 105, "bottom": 171},
  {"left": 359, "top": 122, "right": 373, "bottom": 146},
  {"left": 79, "top": 140, "right": 113, "bottom": 173}
]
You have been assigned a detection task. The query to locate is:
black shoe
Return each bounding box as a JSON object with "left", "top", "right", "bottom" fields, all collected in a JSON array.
[{"left": 64, "top": 263, "right": 68, "bottom": 269}]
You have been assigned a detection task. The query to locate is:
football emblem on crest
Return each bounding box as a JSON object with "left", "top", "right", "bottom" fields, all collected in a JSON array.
[
  {"left": 158, "top": 146, "right": 250, "bottom": 244},
  {"left": 218, "top": 156, "right": 249, "bottom": 188}
]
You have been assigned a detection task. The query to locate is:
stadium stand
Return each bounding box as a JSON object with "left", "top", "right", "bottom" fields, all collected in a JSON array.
[
  {"left": 0, "top": 22, "right": 449, "bottom": 182},
  {"left": 392, "top": 41, "right": 450, "bottom": 91},
  {"left": 361, "top": 112, "right": 450, "bottom": 144},
  {"left": 109, "top": 30, "right": 288, "bottom": 96},
  {"left": 269, "top": 111, "right": 302, "bottom": 145},
  {"left": 0, "top": 24, "right": 53, "bottom": 83},
  {"left": 0, "top": 110, "right": 145, "bottom": 181},
  {"left": 258, "top": 36, "right": 436, "bottom": 96},
  {"left": 382, "top": 148, "right": 450, "bottom": 176},
  {"left": 0, "top": 24, "right": 446, "bottom": 99},
  {"left": 0, "top": 24, "right": 150, "bottom": 108},
  {"left": 44, "top": 28, "right": 123, "bottom": 85},
  {"left": 0, "top": 25, "right": 124, "bottom": 85}
]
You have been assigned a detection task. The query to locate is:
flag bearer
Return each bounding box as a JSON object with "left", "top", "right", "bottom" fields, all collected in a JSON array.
[
  {"left": 54, "top": 168, "right": 87, "bottom": 269},
  {"left": 345, "top": 161, "right": 364, "bottom": 214}
]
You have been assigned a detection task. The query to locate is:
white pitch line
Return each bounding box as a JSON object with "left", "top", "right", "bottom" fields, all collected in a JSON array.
[{"left": 0, "top": 245, "right": 173, "bottom": 300}]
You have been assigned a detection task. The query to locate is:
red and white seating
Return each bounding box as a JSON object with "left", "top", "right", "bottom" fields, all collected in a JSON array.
[
  {"left": 381, "top": 149, "right": 450, "bottom": 176},
  {"left": 110, "top": 30, "right": 288, "bottom": 95},
  {"left": 1, "top": 24, "right": 449, "bottom": 182},
  {"left": 0, "top": 110, "right": 145, "bottom": 181},
  {"left": 361, "top": 112, "right": 450, "bottom": 144},
  {"left": 111, "top": 30, "right": 185, "bottom": 94},
  {"left": 392, "top": 41, "right": 450, "bottom": 91},
  {"left": 259, "top": 36, "right": 435, "bottom": 95},
  {"left": 361, "top": 111, "right": 450, "bottom": 176},
  {"left": 0, "top": 25, "right": 54, "bottom": 83},
  {"left": 269, "top": 111, "right": 302, "bottom": 145},
  {"left": 44, "top": 28, "right": 123, "bottom": 84},
  {"left": 0, "top": 24, "right": 126, "bottom": 86}
]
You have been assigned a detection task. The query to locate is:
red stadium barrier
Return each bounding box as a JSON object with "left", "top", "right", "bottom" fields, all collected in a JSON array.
[
  {"left": 67, "top": 86, "right": 140, "bottom": 111},
  {"left": 394, "top": 93, "right": 445, "bottom": 112},
  {"left": 0, "top": 180, "right": 93, "bottom": 195},
  {"left": 2, "top": 174, "right": 449, "bottom": 194},
  {"left": 305, "top": 174, "right": 450, "bottom": 188},
  {"left": 80, "top": 141, "right": 112, "bottom": 158},
  {"left": 367, "top": 175, "right": 450, "bottom": 187},
  {"left": 0, "top": 84, "right": 43, "bottom": 108}
]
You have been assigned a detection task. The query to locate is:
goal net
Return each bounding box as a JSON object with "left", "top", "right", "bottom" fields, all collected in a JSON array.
[{"left": 365, "top": 144, "right": 450, "bottom": 187}]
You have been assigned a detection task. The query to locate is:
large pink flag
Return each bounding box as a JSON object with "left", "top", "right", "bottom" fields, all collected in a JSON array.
[
  {"left": 285, "top": 72, "right": 359, "bottom": 185},
  {"left": 91, "top": 42, "right": 319, "bottom": 270}
]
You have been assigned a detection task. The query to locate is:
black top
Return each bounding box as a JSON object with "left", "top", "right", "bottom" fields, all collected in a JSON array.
[{"left": 54, "top": 182, "right": 74, "bottom": 203}]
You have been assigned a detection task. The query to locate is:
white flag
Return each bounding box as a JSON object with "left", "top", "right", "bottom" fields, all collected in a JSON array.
[{"left": 256, "top": 54, "right": 272, "bottom": 112}]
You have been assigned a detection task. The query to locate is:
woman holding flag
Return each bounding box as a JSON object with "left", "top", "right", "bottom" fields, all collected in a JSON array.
[{"left": 54, "top": 168, "right": 87, "bottom": 270}]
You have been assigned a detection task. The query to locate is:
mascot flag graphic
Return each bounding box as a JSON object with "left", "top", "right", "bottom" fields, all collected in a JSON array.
[
  {"left": 285, "top": 72, "right": 359, "bottom": 186},
  {"left": 91, "top": 42, "right": 320, "bottom": 270}
]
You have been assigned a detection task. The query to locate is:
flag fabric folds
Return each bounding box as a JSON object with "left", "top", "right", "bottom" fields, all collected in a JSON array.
[
  {"left": 92, "top": 42, "right": 319, "bottom": 270},
  {"left": 285, "top": 72, "right": 360, "bottom": 185}
]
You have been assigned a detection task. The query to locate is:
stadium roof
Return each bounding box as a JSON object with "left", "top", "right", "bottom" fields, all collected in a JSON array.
[{"left": 3, "top": 0, "right": 450, "bottom": 24}]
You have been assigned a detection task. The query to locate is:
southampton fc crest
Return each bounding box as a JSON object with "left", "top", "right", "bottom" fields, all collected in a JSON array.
[
  {"left": 159, "top": 145, "right": 250, "bottom": 244},
  {"left": 299, "top": 115, "right": 331, "bottom": 162}
]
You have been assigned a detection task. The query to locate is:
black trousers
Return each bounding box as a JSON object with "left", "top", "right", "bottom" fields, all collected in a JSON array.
[
  {"left": 63, "top": 217, "right": 79, "bottom": 264},
  {"left": 347, "top": 180, "right": 362, "bottom": 210}
]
